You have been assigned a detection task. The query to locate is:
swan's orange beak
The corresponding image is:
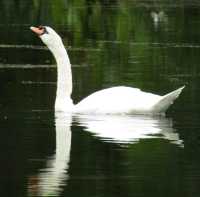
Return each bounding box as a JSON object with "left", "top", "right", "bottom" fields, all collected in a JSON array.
[{"left": 30, "top": 26, "right": 45, "bottom": 36}]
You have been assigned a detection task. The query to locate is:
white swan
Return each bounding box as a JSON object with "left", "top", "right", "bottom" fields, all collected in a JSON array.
[{"left": 30, "top": 26, "right": 185, "bottom": 115}]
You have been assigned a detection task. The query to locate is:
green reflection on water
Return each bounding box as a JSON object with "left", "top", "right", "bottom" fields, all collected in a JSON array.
[{"left": 0, "top": 1, "right": 200, "bottom": 197}]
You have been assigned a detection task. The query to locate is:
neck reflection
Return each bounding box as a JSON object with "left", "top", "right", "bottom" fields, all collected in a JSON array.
[{"left": 28, "top": 112, "right": 72, "bottom": 196}]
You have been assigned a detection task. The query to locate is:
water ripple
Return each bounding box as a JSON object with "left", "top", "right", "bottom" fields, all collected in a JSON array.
[
  {"left": 0, "top": 44, "right": 101, "bottom": 52},
  {"left": 0, "top": 64, "right": 89, "bottom": 69}
]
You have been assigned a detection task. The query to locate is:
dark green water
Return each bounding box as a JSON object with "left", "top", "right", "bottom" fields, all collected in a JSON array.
[{"left": 0, "top": 0, "right": 200, "bottom": 196}]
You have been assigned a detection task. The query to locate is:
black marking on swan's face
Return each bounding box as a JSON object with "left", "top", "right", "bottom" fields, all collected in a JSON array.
[{"left": 38, "top": 26, "right": 49, "bottom": 35}]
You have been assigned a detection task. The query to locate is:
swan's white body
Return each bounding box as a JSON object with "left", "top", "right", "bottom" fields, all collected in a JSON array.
[
  {"left": 74, "top": 86, "right": 184, "bottom": 114},
  {"left": 31, "top": 26, "right": 184, "bottom": 115}
]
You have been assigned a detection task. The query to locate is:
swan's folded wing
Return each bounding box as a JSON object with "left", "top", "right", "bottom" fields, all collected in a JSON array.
[{"left": 74, "top": 86, "right": 161, "bottom": 114}]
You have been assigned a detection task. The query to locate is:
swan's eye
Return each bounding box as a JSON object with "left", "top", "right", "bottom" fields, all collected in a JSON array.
[
  {"left": 38, "top": 26, "right": 48, "bottom": 35},
  {"left": 38, "top": 26, "right": 44, "bottom": 30}
]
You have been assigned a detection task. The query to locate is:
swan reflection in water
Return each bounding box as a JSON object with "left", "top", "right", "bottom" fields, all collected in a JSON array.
[
  {"left": 76, "top": 114, "right": 183, "bottom": 146},
  {"left": 28, "top": 112, "right": 72, "bottom": 196},
  {"left": 28, "top": 113, "right": 183, "bottom": 196}
]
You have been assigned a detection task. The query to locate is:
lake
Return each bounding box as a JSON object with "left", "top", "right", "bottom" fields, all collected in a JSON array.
[{"left": 0, "top": 0, "right": 200, "bottom": 197}]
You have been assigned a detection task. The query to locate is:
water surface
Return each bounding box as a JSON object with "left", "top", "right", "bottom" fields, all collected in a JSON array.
[{"left": 0, "top": 0, "right": 200, "bottom": 197}]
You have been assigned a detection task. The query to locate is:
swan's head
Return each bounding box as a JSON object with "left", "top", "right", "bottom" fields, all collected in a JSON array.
[{"left": 30, "top": 26, "right": 62, "bottom": 48}]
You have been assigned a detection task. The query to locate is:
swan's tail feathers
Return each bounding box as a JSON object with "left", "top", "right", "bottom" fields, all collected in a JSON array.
[{"left": 153, "top": 86, "right": 185, "bottom": 114}]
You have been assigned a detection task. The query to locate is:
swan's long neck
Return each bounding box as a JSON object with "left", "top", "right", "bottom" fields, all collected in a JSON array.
[{"left": 49, "top": 43, "right": 74, "bottom": 111}]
